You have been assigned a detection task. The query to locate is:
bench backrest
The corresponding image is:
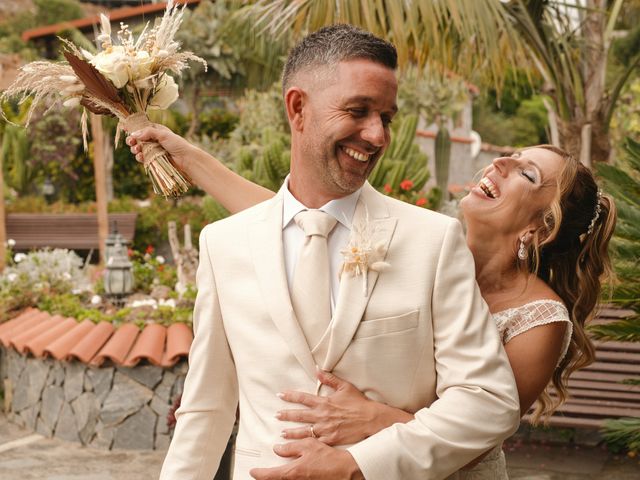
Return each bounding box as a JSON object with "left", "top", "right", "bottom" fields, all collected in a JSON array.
[{"left": 6, "top": 213, "right": 138, "bottom": 250}]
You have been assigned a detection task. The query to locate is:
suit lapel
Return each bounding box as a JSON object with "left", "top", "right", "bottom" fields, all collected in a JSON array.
[
  {"left": 314, "top": 183, "right": 397, "bottom": 372},
  {"left": 249, "top": 192, "right": 317, "bottom": 382}
]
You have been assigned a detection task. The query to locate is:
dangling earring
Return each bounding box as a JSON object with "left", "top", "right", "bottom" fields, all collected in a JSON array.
[{"left": 518, "top": 238, "right": 528, "bottom": 260}]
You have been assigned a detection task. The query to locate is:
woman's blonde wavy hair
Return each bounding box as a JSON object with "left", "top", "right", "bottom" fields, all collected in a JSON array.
[{"left": 518, "top": 145, "right": 617, "bottom": 424}]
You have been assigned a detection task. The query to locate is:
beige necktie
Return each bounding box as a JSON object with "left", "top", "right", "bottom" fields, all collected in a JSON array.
[{"left": 292, "top": 210, "right": 338, "bottom": 350}]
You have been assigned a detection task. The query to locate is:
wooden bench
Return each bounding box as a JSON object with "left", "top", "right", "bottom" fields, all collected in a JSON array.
[
  {"left": 523, "top": 307, "right": 640, "bottom": 429},
  {"left": 5, "top": 213, "right": 137, "bottom": 250}
]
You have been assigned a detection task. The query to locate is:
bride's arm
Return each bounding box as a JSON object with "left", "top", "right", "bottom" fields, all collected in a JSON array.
[
  {"left": 126, "top": 124, "right": 275, "bottom": 214},
  {"left": 277, "top": 322, "right": 568, "bottom": 449}
]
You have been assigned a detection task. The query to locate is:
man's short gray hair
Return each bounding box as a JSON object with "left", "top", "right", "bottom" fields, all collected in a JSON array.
[{"left": 282, "top": 24, "right": 397, "bottom": 95}]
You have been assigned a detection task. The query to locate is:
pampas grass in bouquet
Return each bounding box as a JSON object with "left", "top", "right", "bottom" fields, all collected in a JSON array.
[{"left": 1, "top": 0, "right": 206, "bottom": 197}]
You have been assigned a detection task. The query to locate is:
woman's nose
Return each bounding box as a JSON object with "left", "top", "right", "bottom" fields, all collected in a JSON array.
[{"left": 492, "top": 156, "right": 511, "bottom": 177}]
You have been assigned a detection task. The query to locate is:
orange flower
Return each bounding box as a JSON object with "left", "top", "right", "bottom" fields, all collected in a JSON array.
[
  {"left": 383, "top": 183, "right": 392, "bottom": 194},
  {"left": 145, "top": 245, "right": 155, "bottom": 255},
  {"left": 416, "top": 197, "right": 427, "bottom": 207},
  {"left": 400, "top": 179, "right": 414, "bottom": 191}
]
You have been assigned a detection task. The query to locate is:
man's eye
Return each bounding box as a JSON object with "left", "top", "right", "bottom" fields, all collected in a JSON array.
[{"left": 348, "top": 108, "right": 367, "bottom": 117}]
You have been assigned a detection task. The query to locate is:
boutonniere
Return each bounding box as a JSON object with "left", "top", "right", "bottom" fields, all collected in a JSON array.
[{"left": 339, "top": 214, "right": 390, "bottom": 296}]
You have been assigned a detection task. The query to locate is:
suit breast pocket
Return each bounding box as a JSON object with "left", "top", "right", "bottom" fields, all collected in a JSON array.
[{"left": 353, "top": 309, "right": 419, "bottom": 340}]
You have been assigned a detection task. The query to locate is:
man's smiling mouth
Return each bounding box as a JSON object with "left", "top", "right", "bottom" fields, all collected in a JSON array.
[{"left": 343, "top": 146, "right": 371, "bottom": 163}]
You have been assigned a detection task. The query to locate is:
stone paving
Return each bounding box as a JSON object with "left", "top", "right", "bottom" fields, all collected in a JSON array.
[{"left": 0, "top": 413, "right": 638, "bottom": 479}]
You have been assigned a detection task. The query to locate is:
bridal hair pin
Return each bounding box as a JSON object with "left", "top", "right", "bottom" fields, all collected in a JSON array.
[{"left": 586, "top": 189, "right": 603, "bottom": 235}]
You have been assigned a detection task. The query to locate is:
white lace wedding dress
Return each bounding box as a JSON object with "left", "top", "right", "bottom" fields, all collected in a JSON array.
[{"left": 447, "top": 300, "right": 572, "bottom": 480}]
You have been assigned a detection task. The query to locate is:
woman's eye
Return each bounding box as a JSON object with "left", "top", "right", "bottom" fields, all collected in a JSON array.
[{"left": 522, "top": 170, "right": 536, "bottom": 182}]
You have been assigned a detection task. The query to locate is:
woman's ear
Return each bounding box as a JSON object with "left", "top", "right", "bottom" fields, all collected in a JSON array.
[
  {"left": 284, "top": 87, "right": 305, "bottom": 132},
  {"left": 519, "top": 229, "right": 535, "bottom": 245}
]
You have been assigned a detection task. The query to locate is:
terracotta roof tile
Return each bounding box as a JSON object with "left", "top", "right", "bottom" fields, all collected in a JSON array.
[
  {"left": 91, "top": 323, "right": 140, "bottom": 366},
  {"left": 22, "top": 315, "right": 73, "bottom": 357},
  {"left": 124, "top": 323, "right": 166, "bottom": 367},
  {"left": 0, "top": 309, "right": 49, "bottom": 347},
  {"left": 0, "top": 309, "right": 193, "bottom": 368},
  {"left": 44, "top": 319, "right": 96, "bottom": 360},
  {"left": 67, "top": 321, "right": 114, "bottom": 363},
  {"left": 163, "top": 323, "right": 193, "bottom": 367},
  {"left": 0, "top": 307, "right": 38, "bottom": 338},
  {"left": 9, "top": 312, "right": 59, "bottom": 352}
]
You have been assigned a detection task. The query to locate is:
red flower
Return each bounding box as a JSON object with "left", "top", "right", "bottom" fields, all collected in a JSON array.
[
  {"left": 383, "top": 183, "right": 392, "bottom": 194},
  {"left": 399, "top": 179, "right": 414, "bottom": 191},
  {"left": 127, "top": 248, "right": 134, "bottom": 257},
  {"left": 416, "top": 197, "right": 427, "bottom": 207},
  {"left": 145, "top": 245, "right": 155, "bottom": 255}
]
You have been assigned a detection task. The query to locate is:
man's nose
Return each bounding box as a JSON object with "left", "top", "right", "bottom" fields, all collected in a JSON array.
[{"left": 361, "top": 116, "right": 386, "bottom": 148}]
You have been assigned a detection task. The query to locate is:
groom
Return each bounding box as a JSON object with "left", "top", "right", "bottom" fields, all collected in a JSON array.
[{"left": 159, "top": 25, "right": 519, "bottom": 480}]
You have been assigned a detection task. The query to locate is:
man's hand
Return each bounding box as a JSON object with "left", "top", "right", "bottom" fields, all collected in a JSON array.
[{"left": 250, "top": 438, "right": 364, "bottom": 480}]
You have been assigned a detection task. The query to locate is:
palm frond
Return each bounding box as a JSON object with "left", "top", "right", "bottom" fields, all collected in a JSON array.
[
  {"left": 589, "top": 316, "right": 640, "bottom": 342},
  {"left": 232, "top": 0, "right": 530, "bottom": 91}
]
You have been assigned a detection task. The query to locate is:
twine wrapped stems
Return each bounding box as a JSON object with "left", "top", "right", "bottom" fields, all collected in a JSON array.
[{"left": 123, "top": 112, "right": 191, "bottom": 198}]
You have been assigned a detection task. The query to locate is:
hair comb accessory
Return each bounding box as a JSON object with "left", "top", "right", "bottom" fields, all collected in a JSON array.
[{"left": 586, "top": 189, "right": 603, "bottom": 235}]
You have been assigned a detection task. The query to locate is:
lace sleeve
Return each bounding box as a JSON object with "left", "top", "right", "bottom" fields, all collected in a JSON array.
[{"left": 494, "top": 300, "right": 573, "bottom": 365}]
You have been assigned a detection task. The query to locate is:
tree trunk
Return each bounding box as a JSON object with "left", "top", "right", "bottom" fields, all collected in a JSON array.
[
  {"left": 91, "top": 114, "right": 109, "bottom": 265},
  {"left": 582, "top": 0, "right": 612, "bottom": 162},
  {"left": 104, "top": 134, "right": 114, "bottom": 202},
  {"left": 186, "top": 83, "right": 201, "bottom": 140},
  {"left": 0, "top": 155, "right": 6, "bottom": 272}
]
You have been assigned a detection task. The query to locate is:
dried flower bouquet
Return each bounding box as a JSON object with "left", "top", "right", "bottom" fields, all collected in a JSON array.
[{"left": 1, "top": 0, "right": 206, "bottom": 197}]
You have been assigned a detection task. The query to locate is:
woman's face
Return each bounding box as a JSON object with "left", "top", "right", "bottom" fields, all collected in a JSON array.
[{"left": 460, "top": 147, "right": 564, "bottom": 237}]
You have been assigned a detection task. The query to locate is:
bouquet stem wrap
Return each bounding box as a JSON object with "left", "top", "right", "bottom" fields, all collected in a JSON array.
[{"left": 123, "top": 112, "right": 191, "bottom": 198}]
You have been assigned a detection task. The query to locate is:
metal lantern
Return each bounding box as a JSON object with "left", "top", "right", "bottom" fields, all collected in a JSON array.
[
  {"left": 105, "top": 221, "right": 128, "bottom": 262},
  {"left": 104, "top": 237, "right": 134, "bottom": 305}
]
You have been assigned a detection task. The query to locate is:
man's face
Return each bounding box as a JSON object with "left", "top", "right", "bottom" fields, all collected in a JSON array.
[{"left": 292, "top": 59, "right": 398, "bottom": 199}]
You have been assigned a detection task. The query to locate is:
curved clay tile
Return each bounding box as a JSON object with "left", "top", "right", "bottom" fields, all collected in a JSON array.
[
  {"left": 9, "top": 313, "right": 64, "bottom": 353},
  {"left": 44, "top": 319, "right": 96, "bottom": 360},
  {"left": 21, "top": 315, "right": 72, "bottom": 356},
  {"left": 162, "top": 323, "right": 193, "bottom": 367},
  {"left": 0, "top": 309, "right": 50, "bottom": 347},
  {"left": 0, "top": 308, "right": 38, "bottom": 337},
  {"left": 67, "top": 321, "right": 115, "bottom": 363},
  {"left": 124, "top": 323, "right": 167, "bottom": 367},
  {"left": 90, "top": 323, "right": 140, "bottom": 366}
]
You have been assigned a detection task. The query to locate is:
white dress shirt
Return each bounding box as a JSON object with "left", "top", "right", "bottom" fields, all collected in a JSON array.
[{"left": 281, "top": 176, "right": 362, "bottom": 312}]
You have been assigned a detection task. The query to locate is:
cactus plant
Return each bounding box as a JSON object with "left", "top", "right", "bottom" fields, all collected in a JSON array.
[
  {"left": 434, "top": 122, "right": 452, "bottom": 204},
  {"left": 1, "top": 124, "right": 31, "bottom": 194},
  {"left": 369, "top": 114, "right": 430, "bottom": 192}
]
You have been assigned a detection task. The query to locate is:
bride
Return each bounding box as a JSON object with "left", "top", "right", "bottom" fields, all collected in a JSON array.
[{"left": 127, "top": 126, "right": 616, "bottom": 478}]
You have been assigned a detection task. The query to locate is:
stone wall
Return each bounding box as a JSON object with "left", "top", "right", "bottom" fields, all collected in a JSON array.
[{"left": 0, "top": 347, "right": 186, "bottom": 450}]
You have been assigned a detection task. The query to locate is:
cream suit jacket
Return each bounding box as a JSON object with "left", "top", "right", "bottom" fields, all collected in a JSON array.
[{"left": 159, "top": 182, "right": 520, "bottom": 480}]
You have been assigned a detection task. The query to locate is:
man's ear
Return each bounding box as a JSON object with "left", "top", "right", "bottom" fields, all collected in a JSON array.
[{"left": 284, "top": 87, "right": 305, "bottom": 132}]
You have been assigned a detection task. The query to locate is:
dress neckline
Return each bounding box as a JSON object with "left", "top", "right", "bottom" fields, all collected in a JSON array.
[{"left": 492, "top": 298, "right": 566, "bottom": 316}]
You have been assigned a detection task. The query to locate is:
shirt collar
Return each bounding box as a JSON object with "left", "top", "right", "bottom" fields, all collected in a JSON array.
[{"left": 281, "top": 175, "right": 362, "bottom": 230}]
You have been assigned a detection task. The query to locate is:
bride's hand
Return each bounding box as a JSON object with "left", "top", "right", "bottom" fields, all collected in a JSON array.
[
  {"left": 276, "top": 370, "right": 412, "bottom": 446},
  {"left": 125, "top": 124, "right": 199, "bottom": 174}
]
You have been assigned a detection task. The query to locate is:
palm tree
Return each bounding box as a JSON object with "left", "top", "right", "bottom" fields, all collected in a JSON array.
[
  {"left": 505, "top": 0, "right": 640, "bottom": 164},
  {"left": 234, "top": 0, "right": 639, "bottom": 163}
]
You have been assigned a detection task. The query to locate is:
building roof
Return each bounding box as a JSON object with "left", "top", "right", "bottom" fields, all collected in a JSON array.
[
  {"left": 21, "top": 0, "right": 201, "bottom": 42},
  {"left": 0, "top": 308, "right": 192, "bottom": 368}
]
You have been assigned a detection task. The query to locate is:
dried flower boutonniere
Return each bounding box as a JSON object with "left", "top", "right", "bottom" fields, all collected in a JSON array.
[{"left": 339, "top": 215, "right": 390, "bottom": 296}]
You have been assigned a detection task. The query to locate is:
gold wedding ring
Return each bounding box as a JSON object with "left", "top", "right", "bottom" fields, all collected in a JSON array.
[{"left": 309, "top": 425, "right": 317, "bottom": 439}]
